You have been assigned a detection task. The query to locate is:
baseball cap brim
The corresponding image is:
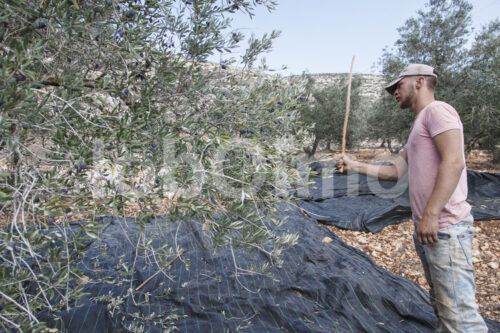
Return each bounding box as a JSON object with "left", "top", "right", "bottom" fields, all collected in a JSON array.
[{"left": 385, "top": 77, "right": 403, "bottom": 95}]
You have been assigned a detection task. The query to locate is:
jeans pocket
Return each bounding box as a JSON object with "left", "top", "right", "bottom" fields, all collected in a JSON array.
[
  {"left": 437, "top": 232, "right": 450, "bottom": 240},
  {"left": 457, "top": 229, "right": 474, "bottom": 267}
]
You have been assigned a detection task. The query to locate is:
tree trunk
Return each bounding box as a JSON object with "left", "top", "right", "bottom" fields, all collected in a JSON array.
[
  {"left": 310, "top": 137, "right": 320, "bottom": 157},
  {"left": 304, "top": 137, "right": 320, "bottom": 158},
  {"left": 465, "top": 131, "right": 484, "bottom": 157},
  {"left": 387, "top": 139, "right": 399, "bottom": 154},
  {"left": 493, "top": 145, "right": 500, "bottom": 163}
]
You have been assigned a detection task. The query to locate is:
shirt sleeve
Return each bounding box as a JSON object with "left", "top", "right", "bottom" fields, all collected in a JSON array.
[{"left": 426, "top": 103, "right": 462, "bottom": 138}]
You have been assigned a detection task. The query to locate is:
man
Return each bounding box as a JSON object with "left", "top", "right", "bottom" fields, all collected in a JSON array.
[{"left": 336, "top": 64, "right": 488, "bottom": 333}]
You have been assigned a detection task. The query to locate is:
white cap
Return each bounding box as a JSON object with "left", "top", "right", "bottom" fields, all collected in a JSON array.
[{"left": 385, "top": 64, "right": 438, "bottom": 95}]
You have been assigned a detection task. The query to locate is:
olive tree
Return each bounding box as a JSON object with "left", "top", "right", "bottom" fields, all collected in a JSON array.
[
  {"left": 458, "top": 19, "right": 500, "bottom": 159},
  {"left": 371, "top": 0, "right": 474, "bottom": 149},
  {"left": 301, "top": 76, "right": 362, "bottom": 157},
  {"left": 372, "top": 0, "right": 500, "bottom": 160},
  {"left": 0, "top": 0, "right": 307, "bottom": 330}
]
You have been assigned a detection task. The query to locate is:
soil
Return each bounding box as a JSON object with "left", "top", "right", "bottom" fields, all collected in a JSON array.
[{"left": 316, "top": 148, "right": 500, "bottom": 322}]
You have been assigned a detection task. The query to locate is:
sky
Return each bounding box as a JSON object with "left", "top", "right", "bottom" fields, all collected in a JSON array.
[{"left": 210, "top": 0, "right": 500, "bottom": 75}]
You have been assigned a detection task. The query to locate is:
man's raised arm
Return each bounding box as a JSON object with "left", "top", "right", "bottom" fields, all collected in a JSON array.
[{"left": 336, "top": 149, "right": 408, "bottom": 182}]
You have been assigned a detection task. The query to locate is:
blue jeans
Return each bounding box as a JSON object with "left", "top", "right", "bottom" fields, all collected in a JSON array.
[{"left": 413, "top": 214, "right": 488, "bottom": 333}]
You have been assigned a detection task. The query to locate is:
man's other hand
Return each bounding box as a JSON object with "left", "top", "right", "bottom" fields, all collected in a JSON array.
[{"left": 417, "top": 215, "right": 439, "bottom": 244}]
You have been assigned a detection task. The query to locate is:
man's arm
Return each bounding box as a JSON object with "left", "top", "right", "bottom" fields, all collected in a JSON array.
[
  {"left": 417, "top": 129, "right": 465, "bottom": 244},
  {"left": 336, "top": 149, "right": 408, "bottom": 182}
]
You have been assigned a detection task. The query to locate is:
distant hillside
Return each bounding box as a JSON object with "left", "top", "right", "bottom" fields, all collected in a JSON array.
[
  {"left": 203, "top": 62, "right": 386, "bottom": 103},
  {"left": 292, "top": 73, "right": 386, "bottom": 103}
]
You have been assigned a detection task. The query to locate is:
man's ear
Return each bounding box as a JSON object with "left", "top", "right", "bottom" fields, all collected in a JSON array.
[{"left": 415, "top": 76, "right": 425, "bottom": 89}]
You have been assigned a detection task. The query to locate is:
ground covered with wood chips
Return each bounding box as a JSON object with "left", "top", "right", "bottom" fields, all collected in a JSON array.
[{"left": 323, "top": 149, "right": 499, "bottom": 322}]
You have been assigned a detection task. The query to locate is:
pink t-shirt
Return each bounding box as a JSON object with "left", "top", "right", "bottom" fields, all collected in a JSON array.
[{"left": 405, "top": 101, "right": 471, "bottom": 228}]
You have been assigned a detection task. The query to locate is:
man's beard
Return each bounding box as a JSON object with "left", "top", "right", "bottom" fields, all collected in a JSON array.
[{"left": 399, "top": 87, "right": 415, "bottom": 109}]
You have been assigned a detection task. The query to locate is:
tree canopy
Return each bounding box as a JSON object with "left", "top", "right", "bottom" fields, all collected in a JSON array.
[
  {"left": 372, "top": 0, "right": 499, "bottom": 157},
  {"left": 299, "top": 75, "right": 362, "bottom": 157},
  {"left": 0, "top": 0, "right": 308, "bottom": 330}
]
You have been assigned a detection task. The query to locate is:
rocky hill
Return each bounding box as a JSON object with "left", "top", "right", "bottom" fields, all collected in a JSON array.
[
  {"left": 203, "top": 61, "right": 386, "bottom": 103},
  {"left": 293, "top": 73, "right": 386, "bottom": 102}
]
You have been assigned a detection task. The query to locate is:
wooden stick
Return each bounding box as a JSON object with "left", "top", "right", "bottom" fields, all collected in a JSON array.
[
  {"left": 341, "top": 56, "right": 355, "bottom": 154},
  {"left": 135, "top": 250, "right": 184, "bottom": 291},
  {"left": 340, "top": 56, "right": 355, "bottom": 172}
]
